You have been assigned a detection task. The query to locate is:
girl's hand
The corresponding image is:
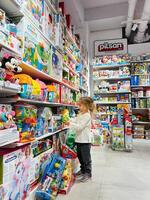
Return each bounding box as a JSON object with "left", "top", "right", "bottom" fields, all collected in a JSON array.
[{"left": 64, "top": 121, "right": 70, "bottom": 126}]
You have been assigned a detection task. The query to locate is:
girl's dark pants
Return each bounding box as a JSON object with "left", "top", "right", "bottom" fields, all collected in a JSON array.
[{"left": 76, "top": 143, "right": 92, "bottom": 177}]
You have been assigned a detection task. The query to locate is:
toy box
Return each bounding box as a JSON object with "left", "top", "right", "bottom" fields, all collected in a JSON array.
[
  {"left": 0, "top": 145, "right": 31, "bottom": 200},
  {"left": 50, "top": 48, "right": 62, "bottom": 81},
  {"left": 14, "top": 103, "right": 37, "bottom": 143},
  {"left": 47, "top": 83, "right": 61, "bottom": 103},
  {"left": 49, "top": 115, "right": 62, "bottom": 132},
  {"left": 59, "top": 159, "right": 75, "bottom": 194},
  {"left": 36, "top": 107, "right": 52, "bottom": 137},
  {"left": 29, "top": 144, "right": 53, "bottom": 186},
  {"left": 35, "top": 154, "right": 66, "bottom": 200},
  {"left": 111, "top": 125, "right": 125, "bottom": 150},
  {"left": 17, "top": 17, "right": 52, "bottom": 74}
]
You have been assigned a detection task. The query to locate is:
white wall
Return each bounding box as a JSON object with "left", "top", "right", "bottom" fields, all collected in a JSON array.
[
  {"left": 128, "top": 42, "right": 150, "bottom": 55},
  {"left": 89, "top": 28, "right": 122, "bottom": 59}
]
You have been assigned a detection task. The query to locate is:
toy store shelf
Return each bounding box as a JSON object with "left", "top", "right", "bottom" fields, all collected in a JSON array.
[
  {"left": 0, "top": 0, "right": 23, "bottom": 17},
  {"left": 94, "top": 91, "right": 131, "bottom": 95},
  {"left": 20, "top": 62, "right": 79, "bottom": 92},
  {"left": 95, "top": 112, "right": 118, "bottom": 115},
  {"left": 133, "top": 121, "right": 150, "bottom": 125},
  {"left": 35, "top": 128, "right": 69, "bottom": 141},
  {"left": 0, "top": 82, "right": 21, "bottom": 97},
  {"left": 0, "top": 41, "right": 22, "bottom": 56},
  {"left": 66, "top": 28, "right": 80, "bottom": 51},
  {"left": 93, "top": 63, "right": 130, "bottom": 71},
  {"left": 132, "top": 108, "right": 150, "bottom": 110},
  {"left": 132, "top": 97, "right": 150, "bottom": 99},
  {"left": 63, "top": 63, "right": 79, "bottom": 77},
  {"left": 130, "top": 60, "right": 150, "bottom": 63},
  {"left": 131, "top": 85, "right": 150, "bottom": 88},
  {"left": 13, "top": 128, "right": 69, "bottom": 148},
  {"left": 45, "top": 0, "right": 57, "bottom": 14},
  {"left": 20, "top": 61, "right": 60, "bottom": 82},
  {"left": 0, "top": 97, "right": 79, "bottom": 108},
  {"left": 93, "top": 76, "right": 131, "bottom": 81},
  {"left": 79, "top": 86, "right": 88, "bottom": 92},
  {"left": 62, "top": 81, "right": 79, "bottom": 92},
  {"left": 131, "top": 74, "right": 150, "bottom": 76},
  {"left": 65, "top": 48, "right": 78, "bottom": 64},
  {"left": 94, "top": 101, "right": 131, "bottom": 105},
  {"left": 79, "top": 72, "right": 88, "bottom": 80}
]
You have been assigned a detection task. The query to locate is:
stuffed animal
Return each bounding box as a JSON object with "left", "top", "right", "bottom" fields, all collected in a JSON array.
[{"left": 0, "top": 54, "right": 22, "bottom": 83}]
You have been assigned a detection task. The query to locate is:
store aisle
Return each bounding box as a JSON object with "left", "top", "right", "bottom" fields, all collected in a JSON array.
[{"left": 58, "top": 140, "right": 150, "bottom": 200}]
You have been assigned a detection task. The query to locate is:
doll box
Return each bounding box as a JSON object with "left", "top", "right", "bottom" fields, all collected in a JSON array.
[
  {"left": 0, "top": 145, "right": 31, "bottom": 200},
  {"left": 0, "top": 128, "right": 19, "bottom": 147}
]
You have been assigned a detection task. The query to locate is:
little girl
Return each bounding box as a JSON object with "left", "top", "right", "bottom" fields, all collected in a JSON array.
[{"left": 67, "top": 97, "right": 95, "bottom": 182}]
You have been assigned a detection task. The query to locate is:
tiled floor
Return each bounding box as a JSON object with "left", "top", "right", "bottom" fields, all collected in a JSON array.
[{"left": 57, "top": 140, "right": 150, "bottom": 200}]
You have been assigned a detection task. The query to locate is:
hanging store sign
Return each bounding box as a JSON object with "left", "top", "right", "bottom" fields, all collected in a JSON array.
[{"left": 94, "top": 39, "right": 128, "bottom": 56}]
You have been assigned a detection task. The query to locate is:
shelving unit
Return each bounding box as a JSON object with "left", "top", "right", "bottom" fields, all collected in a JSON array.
[
  {"left": 0, "top": 1, "right": 89, "bottom": 199},
  {"left": 92, "top": 56, "right": 132, "bottom": 152},
  {"left": 130, "top": 60, "right": 150, "bottom": 139}
]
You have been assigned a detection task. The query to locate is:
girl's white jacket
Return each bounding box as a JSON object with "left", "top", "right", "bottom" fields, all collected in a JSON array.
[{"left": 70, "top": 112, "right": 92, "bottom": 143}]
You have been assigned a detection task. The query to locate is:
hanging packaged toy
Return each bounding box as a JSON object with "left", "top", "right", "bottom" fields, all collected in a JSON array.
[{"left": 36, "top": 107, "right": 52, "bottom": 137}]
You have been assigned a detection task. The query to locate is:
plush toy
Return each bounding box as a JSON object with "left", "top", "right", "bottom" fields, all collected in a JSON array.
[
  {"left": 0, "top": 54, "right": 22, "bottom": 83},
  {"left": 14, "top": 74, "right": 33, "bottom": 98}
]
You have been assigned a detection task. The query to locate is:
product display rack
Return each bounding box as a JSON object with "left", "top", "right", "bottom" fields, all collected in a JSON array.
[
  {"left": 0, "top": 1, "right": 89, "bottom": 199},
  {"left": 130, "top": 60, "right": 150, "bottom": 139},
  {"left": 92, "top": 55, "right": 133, "bottom": 152}
]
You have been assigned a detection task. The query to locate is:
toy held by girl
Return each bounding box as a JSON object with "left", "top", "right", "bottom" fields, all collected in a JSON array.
[{"left": 65, "top": 97, "right": 95, "bottom": 182}]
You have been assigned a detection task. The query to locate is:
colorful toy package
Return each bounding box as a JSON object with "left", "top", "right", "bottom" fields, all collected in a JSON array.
[
  {"left": 36, "top": 107, "right": 52, "bottom": 137},
  {"left": 0, "top": 145, "right": 31, "bottom": 200},
  {"left": 29, "top": 145, "right": 53, "bottom": 186},
  {"left": 59, "top": 159, "right": 75, "bottom": 194},
  {"left": 14, "top": 103, "right": 37, "bottom": 143},
  {"left": 111, "top": 125, "right": 125, "bottom": 150},
  {"left": 17, "top": 17, "right": 52, "bottom": 74},
  {"left": 35, "top": 154, "right": 66, "bottom": 200}
]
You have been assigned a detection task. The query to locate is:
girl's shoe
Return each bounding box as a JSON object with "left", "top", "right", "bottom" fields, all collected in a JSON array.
[
  {"left": 75, "top": 170, "right": 83, "bottom": 176},
  {"left": 75, "top": 173, "right": 84, "bottom": 180},
  {"left": 79, "top": 174, "right": 92, "bottom": 183}
]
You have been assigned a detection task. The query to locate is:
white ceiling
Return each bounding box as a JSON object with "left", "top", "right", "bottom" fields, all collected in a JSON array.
[
  {"left": 81, "top": 0, "right": 128, "bottom": 9},
  {"left": 89, "top": 16, "right": 126, "bottom": 32}
]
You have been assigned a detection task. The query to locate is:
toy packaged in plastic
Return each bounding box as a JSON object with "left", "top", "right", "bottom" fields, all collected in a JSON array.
[
  {"left": 111, "top": 125, "right": 125, "bottom": 151},
  {"left": 35, "top": 154, "right": 66, "bottom": 200},
  {"left": 14, "top": 103, "right": 37, "bottom": 143},
  {"left": 59, "top": 159, "right": 75, "bottom": 194},
  {"left": 0, "top": 145, "right": 31, "bottom": 200}
]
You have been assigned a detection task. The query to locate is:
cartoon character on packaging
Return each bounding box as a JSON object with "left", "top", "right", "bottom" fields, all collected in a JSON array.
[
  {"left": 0, "top": 105, "right": 16, "bottom": 129},
  {"left": 0, "top": 54, "right": 22, "bottom": 84},
  {"left": 111, "top": 55, "right": 118, "bottom": 63},
  {"left": 61, "top": 109, "right": 70, "bottom": 124},
  {"left": 9, "top": 162, "right": 25, "bottom": 200}
]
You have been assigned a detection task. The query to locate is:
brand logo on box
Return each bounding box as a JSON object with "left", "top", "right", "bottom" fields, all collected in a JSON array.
[{"left": 98, "top": 42, "right": 124, "bottom": 52}]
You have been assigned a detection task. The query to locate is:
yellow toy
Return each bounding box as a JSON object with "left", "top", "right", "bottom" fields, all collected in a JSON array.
[
  {"left": 31, "top": 79, "right": 41, "bottom": 99},
  {"left": 14, "top": 74, "right": 33, "bottom": 99}
]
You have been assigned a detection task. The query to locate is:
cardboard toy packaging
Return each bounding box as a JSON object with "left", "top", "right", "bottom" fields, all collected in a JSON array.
[{"left": 0, "top": 145, "right": 31, "bottom": 200}]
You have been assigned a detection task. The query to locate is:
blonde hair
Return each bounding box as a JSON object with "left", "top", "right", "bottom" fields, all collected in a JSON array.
[{"left": 79, "top": 97, "right": 95, "bottom": 113}]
